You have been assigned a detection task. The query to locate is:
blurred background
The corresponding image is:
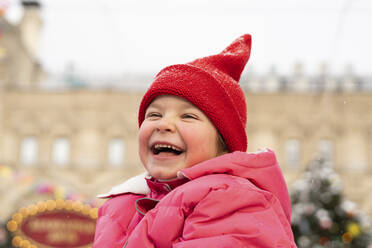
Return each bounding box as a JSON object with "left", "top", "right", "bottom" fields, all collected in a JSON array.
[{"left": 0, "top": 0, "right": 371, "bottom": 247}]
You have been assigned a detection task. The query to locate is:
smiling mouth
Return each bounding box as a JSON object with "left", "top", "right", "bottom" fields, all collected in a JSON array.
[{"left": 151, "top": 143, "right": 184, "bottom": 155}]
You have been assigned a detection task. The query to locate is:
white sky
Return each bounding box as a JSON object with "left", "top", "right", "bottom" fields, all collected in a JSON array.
[{"left": 5, "top": 0, "right": 372, "bottom": 77}]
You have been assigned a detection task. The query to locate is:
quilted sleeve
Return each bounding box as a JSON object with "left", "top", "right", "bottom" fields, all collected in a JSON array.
[
  {"left": 94, "top": 214, "right": 128, "bottom": 248},
  {"left": 173, "top": 178, "right": 297, "bottom": 248},
  {"left": 93, "top": 194, "right": 141, "bottom": 248}
]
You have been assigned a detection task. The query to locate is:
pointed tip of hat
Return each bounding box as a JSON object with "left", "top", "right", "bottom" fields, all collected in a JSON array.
[
  {"left": 221, "top": 34, "right": 252, "bottom": 80},
  {"left": 224, "top": 34, "right": 252, "bottom": 54},
  {"left": 189, "top": 34, "right": 252, "bottom": 82},
  {"left": 241, "top": 34, "right": 252, "bottom": 44}
]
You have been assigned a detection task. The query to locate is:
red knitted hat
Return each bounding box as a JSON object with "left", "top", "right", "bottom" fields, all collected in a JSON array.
[{"left": 138, "top": 34, "right": 252, "bottom": 152}]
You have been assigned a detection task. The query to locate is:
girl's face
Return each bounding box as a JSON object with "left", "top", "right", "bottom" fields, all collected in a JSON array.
[{"left": 139, "top": 95, "right": 220, "bottom": 180}]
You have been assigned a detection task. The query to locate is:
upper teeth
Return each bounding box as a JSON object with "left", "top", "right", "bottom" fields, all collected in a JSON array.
[{"left": 154, "top": 144, "right": 181, "bottom": 151}]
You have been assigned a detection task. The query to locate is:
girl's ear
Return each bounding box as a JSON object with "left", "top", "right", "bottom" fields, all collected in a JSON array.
[{"left": 216, "top": 132, "right": 228, "bottom": 155}]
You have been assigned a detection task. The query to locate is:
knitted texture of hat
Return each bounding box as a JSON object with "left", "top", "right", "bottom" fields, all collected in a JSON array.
[{"left": 138, "top": 34, "right": 251, "bottom": 152}]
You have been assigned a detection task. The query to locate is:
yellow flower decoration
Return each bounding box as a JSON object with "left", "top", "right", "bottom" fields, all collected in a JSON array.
[{"left": 347, "top": 222, "right": 361, "bottom": 237}]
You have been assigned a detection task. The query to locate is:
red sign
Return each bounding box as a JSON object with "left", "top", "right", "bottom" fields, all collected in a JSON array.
[
  {"left": 7, "top": 199, "right": 98, "bottom": 248},
  {"left": 20, "top": 211, "right": 96, "bottom": 248}
]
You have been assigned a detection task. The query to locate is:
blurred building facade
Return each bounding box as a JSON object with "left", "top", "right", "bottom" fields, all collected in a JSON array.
[
  {"left": 0, "top": 0, "right": 44, "bottom": 89},
  {"left": 0, "top": 2, "right": 372, "bottom": 223}
]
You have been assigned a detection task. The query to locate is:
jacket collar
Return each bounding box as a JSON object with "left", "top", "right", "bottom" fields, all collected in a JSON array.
[
  {"left": 97, "top": 172, "right": 189, "bottom": 199},
  {"left": 146, "top": 177, "right": 189, "bottom": 194}
]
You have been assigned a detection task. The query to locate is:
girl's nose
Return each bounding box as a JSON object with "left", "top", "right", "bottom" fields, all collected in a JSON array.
[{"left": 156, "top": 117, "right": 175, "bottom": 133}]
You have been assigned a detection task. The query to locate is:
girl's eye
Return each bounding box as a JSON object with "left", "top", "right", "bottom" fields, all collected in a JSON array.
[
  {"left": 182, "top": 114, "right": 197, "bottom": 119},
  {"left": 146, "top": 112, "right": 161, "bottom": 118}
]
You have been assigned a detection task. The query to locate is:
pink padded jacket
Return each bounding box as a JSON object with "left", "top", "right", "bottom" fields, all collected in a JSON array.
[{"left": 93, "top": 150, "right": 297, "bottom": 248}]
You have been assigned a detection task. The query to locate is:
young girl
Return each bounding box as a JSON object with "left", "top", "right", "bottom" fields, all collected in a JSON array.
[{"left": 93, "top": 34, "right": 297, "bottom": 248}]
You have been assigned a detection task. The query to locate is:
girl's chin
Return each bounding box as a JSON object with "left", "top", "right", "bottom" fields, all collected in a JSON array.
[{"left": 150, "top": 172, "right": 178, "bottom": 180}]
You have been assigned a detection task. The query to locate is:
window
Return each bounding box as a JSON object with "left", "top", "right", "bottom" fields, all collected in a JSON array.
[
  {"left": 108, "top": 138, "right": 125, "bottom": 167},
  {"left": 285, "top": 139, "right": 300, "bottom": 168},
  {"left": 52, "top": 137, "right": 70, "bottom": 166},
  {"left": 318, "top": 139, "right": 333, "bottom": 165},
  {"left": 20, "top": 136, "right": 38, "bottom": 166}
]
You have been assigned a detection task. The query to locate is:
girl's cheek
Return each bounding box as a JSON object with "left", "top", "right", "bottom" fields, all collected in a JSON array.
[{"left": 138, "top": 123, "right": 151, "bottom": 143}]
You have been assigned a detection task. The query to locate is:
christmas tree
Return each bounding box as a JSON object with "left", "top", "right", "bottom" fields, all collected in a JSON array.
[{"left": 291, "top": 159, "right": 372, "bottom": 247}]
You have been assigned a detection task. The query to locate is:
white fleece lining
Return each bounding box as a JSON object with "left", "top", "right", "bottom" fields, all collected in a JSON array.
[
  {"left": 97, "top": 172, "right": 151, "bottom": 198},
  {"left": 248, "top": 148, "right": 269, "bottom": 154}
]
